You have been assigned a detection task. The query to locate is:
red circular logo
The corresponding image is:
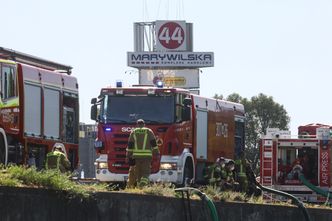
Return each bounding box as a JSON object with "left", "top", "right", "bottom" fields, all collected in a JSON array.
[{"left": 158, "top": 22, "right": 185, "bottom": 49}]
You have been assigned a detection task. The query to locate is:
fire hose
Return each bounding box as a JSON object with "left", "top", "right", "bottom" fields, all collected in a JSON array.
[
  {"left": 246, "top": 165, "right": 312, "bottom": 221},
  {"left": 298, "top": 174, "right": 331, "bottom": 202},
  {"left": 175, "top": 187, "right": 219, "bottom": 221}
]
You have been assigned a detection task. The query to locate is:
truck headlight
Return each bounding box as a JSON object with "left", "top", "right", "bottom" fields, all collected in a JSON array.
[
  {"left": 96, "top": 162, "right": 108, "bottom": 169},
  {"left": 160, "top": 162, "right": 177, "bottom": 170}
]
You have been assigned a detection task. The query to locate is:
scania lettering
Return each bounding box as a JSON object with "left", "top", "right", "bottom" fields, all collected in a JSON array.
[
  {"left": 91, "top": 85, "right": 245, "bottom": 185},
  {"left": 0, "top": 47, "right": 79, "bottom": 169}
]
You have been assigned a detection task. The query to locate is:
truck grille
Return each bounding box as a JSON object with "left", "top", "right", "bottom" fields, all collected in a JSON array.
[{"left": 109, "top": 133, "right": 130, "bottom": 173}]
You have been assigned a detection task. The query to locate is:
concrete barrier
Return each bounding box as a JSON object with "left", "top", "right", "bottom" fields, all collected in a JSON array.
[{"left": 0, "top": 186, "right": 331, "bottom": 221}]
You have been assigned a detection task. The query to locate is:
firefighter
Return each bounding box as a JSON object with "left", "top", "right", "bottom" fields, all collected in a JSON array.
[
  {"left": 205, "top": 157, "right": 226, "bottom": 187},
  {"left": 221, "top": 160, "right": 237, "bottom": 190},
  {"left": 235, "top": 152, "right": 248, "bottom": 193},
  {"left": 45, "top": 144, "right": 71, "bottom": 173},
  {"left": 126, "top": 119, "right": 159, "bottom": 188}
]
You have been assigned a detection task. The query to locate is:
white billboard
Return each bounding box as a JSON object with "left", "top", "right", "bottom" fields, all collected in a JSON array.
[
  {"left": 139, "top": 69, "right": 199, "bottom": 88},
  {"left": 127, "top": 52, "right": 214, "bottom": 68},
  {"left": 155, "top": 20, "right": 187, "bottom": 51}
]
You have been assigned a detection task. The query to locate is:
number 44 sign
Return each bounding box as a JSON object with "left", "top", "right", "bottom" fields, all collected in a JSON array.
[{"left": 156, "top": 20, "right": 187, "bottom": 51}]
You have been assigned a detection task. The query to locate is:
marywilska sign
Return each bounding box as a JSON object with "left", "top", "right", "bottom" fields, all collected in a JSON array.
[{"left": 127, "top": 52, "right": 214, "bottom": 68}]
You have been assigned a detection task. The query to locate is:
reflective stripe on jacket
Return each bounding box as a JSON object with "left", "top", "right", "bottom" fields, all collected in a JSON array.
[{"left": 128, "top": 127, "right": 157, "bottom": 159}]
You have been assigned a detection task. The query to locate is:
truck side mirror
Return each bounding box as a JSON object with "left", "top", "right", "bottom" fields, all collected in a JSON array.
[
  {"left": 91, "top": 98, "right": 97, "bottom": 105},
  {"left": 90, "top": 105, "right": 98, "bottom": 121},
  {"left": 183, "top": 98, "right": 192, "bottom": 106},
  {"left": 182, "top": 106, "right": 191, "bottom": 121}
]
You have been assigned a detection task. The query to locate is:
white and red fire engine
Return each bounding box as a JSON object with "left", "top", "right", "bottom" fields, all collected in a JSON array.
[
  {"left": 91, "top": 85, "right": 245, "bottom": 185},
  {"left": 0, "top": 47, "right": 79, "bottom": 169},
  {"left": 260, "top": 123, "right": 332, "bottom": 202}
]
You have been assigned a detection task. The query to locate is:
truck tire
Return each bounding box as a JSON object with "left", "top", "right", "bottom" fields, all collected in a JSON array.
[
  {"left": 0, "top": 135, "right": 7, "bottom": 165},
  {"left": 182, "top": 159, "right": 194, "bottom": 187}
]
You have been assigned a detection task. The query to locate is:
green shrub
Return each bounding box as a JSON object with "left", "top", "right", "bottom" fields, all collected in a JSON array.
[{"left": 0, "top": 165, "right": 107, "bottom": 198}]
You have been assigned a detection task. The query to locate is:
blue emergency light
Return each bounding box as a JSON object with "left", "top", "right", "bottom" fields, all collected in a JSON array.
[
  {"left": 116, "top": 81, "right": 123, "bottom": 88},
  {"left": 104, "top": 127, "right": 112, "bottom": 132},
  {"left": 156, "top": 80, "right": 163, "bottom": 88}
]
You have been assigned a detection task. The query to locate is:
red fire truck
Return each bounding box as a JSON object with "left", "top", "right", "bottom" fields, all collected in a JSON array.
[
  {"left": 91, "top": 84, "right": 245, "bottom": 185},
  {"left": 0, "top": 47, "right": 79, "bottom": 169},
  {"left": 260, "top": 124, "right": 332, "bottom": 202}
]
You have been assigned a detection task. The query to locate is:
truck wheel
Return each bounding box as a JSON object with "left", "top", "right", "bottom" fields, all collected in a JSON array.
[
  {"left": 0, "top": 135, "right": 7, "bottom": 165},
  {"left": 182, "top": 160, "right": 193, "bottom": 187}
]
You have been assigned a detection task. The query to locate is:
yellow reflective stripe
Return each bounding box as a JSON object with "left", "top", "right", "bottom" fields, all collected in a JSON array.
[
  {"left": 127, "top": 149, "right": 134, "bottom": 152},
  {"left": 134, "top": 128, "right": 148, "bottom": 134},
  {"left": 133, "top": 152, "right": 152, "bottom": 157},
  {"left": 133, "top": 128, "right": 148, "bottom": 150},
  {"left": 0, "top": 97, "right": 19, "bottom": 108},
  {"left": 0, "top": 59, "right": 16, "bottom": 65},
  {"left": 152, "top": 146, "right": 159, "bottom": 150},
  {"left": 133, "top": 149, "right": 152, "bottom": 153},
  {"left": 143, "top": 132, "right": 147, "bottom": 150},
  {"left": 133, "top": 133, "right": 137, "bottom": 150},
  {"left": 133, "top": 149, "right": 152, "bottom": 157}
]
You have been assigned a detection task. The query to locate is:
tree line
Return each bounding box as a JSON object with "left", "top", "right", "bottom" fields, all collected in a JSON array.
[{"left": 214, "top": 93, "right": 290, "bottom": 173}]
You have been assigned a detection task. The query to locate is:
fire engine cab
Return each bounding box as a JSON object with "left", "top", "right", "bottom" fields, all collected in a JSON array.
[
  {"left": 0, "top": 47, "right": 79, "bottom": 169},
  {"left": 260, "top": 124, "right": 332, "bottom": 203},
  {"left": 91, "top": 85, "right": 245, "bottom": 185}
]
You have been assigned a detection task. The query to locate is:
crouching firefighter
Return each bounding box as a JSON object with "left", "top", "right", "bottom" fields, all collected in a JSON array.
[
  {"left": 205, "top": 157, "right": 226, "bottom": 187},
  {"left": 126, "top": 119, "right": 160, "bottom": 188},
  {"left": 45, "top": 144, "right": 71, "bottom": 173}
]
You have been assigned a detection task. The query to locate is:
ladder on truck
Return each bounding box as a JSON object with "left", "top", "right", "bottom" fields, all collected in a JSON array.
[{"left": 261, "top": 139, "right": 274, "bottom": 201}]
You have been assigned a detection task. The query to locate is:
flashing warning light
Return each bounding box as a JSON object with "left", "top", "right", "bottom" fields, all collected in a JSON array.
[
  {"left": 116, "top": 81, "right": 123, "bottom": 88},
  {"left": 104, "top": 127, "right": 112, "bottom": 132},
  {"left": 156, "top": 81, "right": 164, "bottom": 88}
]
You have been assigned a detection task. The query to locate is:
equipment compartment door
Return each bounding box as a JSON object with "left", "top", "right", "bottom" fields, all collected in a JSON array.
[
  {"left": 196, "top": 109, "right": 208, "bottom": 160},
  {"left": 44, "top": 88, "right": 60, "bottom": 139},
  {"left": 24, "top": 83, "right": 42, "bottom": 137}
]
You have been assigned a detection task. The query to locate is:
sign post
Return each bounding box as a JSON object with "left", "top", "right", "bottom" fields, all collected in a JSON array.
[{"left": 128, "top": 20, "right": 214, "bottom": 91}]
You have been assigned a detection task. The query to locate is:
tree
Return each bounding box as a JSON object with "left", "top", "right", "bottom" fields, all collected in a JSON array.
[{"left": 214, "top": 93, "right": 290, "bottom": 173}]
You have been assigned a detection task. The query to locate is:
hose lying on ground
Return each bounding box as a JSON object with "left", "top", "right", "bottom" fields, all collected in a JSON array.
[
  {"left": 246, "top": 166, "right": 311, "bottom": 221},
  {"left": 298, "top": 174, "right": 331, "bottom": 200},
  {"left": 175, "top": 187, "right": 219, "bottom": 221}
]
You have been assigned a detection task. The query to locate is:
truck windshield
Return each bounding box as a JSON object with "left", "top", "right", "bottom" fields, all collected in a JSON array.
[{"left": 101, "top": 95, "right": 175, "bottom": 124}]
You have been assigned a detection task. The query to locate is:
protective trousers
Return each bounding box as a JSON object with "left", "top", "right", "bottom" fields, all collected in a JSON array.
[{"left": 127, "top": 158, "right": 151, "bottom": 188}]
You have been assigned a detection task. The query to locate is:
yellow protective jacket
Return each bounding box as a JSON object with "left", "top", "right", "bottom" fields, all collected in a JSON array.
[
  {"left": 127, "top": 127, "right": 159, "bottom": 159},
  {"left": 45, "top": 150, "right": 70, "bottom": 172}
]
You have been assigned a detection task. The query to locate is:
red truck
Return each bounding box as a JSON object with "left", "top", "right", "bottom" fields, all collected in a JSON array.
[
  {"left": 260, "top": 124, "right": 332, "bottom": 202},
  {"left": 91, "top": 84, "right": 245, "bottom": 185},
  {"left": 0, "top": 47, "right": 79, "bottom": 169}
]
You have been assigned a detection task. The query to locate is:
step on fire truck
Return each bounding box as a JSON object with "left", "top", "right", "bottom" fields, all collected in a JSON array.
[
  {"left": 260, "top": 124, "right": 332, "bottom": 203},
  {"left": 0, "top": 47, "right": 79, "bottom": 169},
  {"left": 91, "top": 84, "right": 245, "bottom": 185}
]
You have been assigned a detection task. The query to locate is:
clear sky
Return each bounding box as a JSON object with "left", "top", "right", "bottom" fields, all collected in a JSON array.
[{"left": 2, "top": 0, "right": 332, "bottom": 135}]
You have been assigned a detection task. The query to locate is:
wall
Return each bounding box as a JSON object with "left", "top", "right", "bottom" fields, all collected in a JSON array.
[
  {"left": 0, "top": 186, "right": 331, "bottom": 221},
  {"left": 79, "top": 123, "right": 97, "bottom": 178}
]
